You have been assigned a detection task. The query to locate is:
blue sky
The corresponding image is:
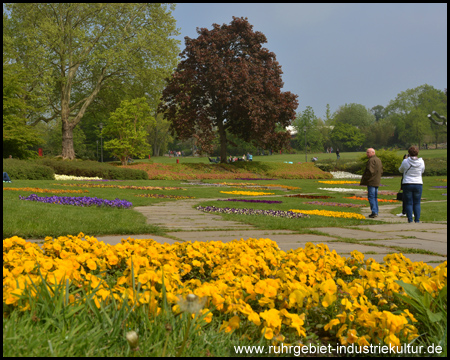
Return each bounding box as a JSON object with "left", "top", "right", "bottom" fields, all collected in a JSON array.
[{"left": 171, "top": 3, "right": 447, "bottom": 119}]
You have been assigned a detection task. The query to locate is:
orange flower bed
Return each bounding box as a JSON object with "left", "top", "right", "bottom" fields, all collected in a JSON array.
[
  {"left": 345, "top": 196, "right": 400, "bottom": 203},
  {"left": 3, "top": 187, "right": 89, "bottom": 194}
]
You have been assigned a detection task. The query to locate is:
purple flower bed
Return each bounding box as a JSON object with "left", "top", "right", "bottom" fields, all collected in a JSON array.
[
  {"left": 433, "top": 186, "right": 447, "bottom": 188},
  {"left": 218, "top": 198, "right": 282, "bottom": 204},
  {"left": 196, "top": 205, "right": 309, "bottom": 218},
  {"left": 304, "top": 201, "right": 365, "bottom": 208},
  {"left": 236, "top": 178, "right": 277, "bottom": 180},
  {"left": 19, "top": 194, "right": 132, "bottom": 208}
]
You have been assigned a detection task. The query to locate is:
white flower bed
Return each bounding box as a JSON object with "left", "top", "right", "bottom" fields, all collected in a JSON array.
[
  {"left": 318, "top": 187, "right": 365, "bottom": 192},
  {"left": 330, "top": 171, "right": 362, "bottom": 179},
  {"left": 54, "top": 174, "right": 103, "bottom": 181}
]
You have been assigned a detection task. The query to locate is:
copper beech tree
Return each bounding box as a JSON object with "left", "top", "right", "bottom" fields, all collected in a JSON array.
[{"left": 159, "top": 17, "right": 298, "bottom": 162}]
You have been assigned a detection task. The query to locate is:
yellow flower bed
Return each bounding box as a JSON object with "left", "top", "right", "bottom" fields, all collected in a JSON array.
[
  {"left": 318, "top": 181, "right": 359, "bottom": 185},
  {"left": 3, "top": 234, "right": 446, "bottom": 350},
  {"left": 220, "top": 191, "right": 275, "bottom": 196},
  {"left": 289, "top": 209, "right": 366, "bottom": 220}
]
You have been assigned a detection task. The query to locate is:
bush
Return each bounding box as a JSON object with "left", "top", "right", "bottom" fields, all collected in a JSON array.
[
  {"left": 314, "top": 158, "right": 364, "bottom": 174},
  {"left": 359, "top": 150, "right": 403, "bottom": 176},
  {"left": 421, "top": 158, "right": 447, "bottom": 176},
  {"left": 314, "top": 151, "right": 447, "bottom": 177},
  {"left": 3, "top": 159, "right": 55, "bottom": 180},
  {"left": 35, "top": 158, "right": 148, "bottom": 180}
]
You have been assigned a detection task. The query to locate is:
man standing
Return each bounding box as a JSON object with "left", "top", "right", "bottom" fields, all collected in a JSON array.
[{"left": 360, "top": 148, "right": 383, "bottom": 218}]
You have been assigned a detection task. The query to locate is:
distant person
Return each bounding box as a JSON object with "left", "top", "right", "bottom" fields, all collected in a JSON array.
[
  {"left": 399, "top": 146, "right": 425, "bottom": 223},
  {"left": 336, "top": 148, "right": 340, "bottom": 160},
  {"left": 3, "top": 172, "right": 12, "bottom": 183},
  {"left": 247, "top": 152, "right": 253, "bottom": 161},
  {"left": 330, "top": 147, "right": 333, "bottom": 153},
  {"left": 360, "top": 148, "right": 383, "bottom": 218}
]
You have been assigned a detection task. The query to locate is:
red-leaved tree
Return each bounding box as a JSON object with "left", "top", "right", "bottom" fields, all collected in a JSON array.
[{"left": 159, "top": 17, "right": 298, "bottom": 162}]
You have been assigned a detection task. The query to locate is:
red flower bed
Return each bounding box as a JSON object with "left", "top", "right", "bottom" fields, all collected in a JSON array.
[{"left": 123, "top": 162, "right": 331, "bottom": 180}]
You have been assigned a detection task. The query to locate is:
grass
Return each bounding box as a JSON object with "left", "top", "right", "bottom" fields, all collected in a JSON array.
[
  {"left": 3, "top": 175, "right": 447, "bottom": 238},
  {"left": 3, "top": 154, "right": 447, "bottom": 357},
  {"left": 3, "top": 270, "right": 274, "bottom": 357},
  {"left": 127, "top": 148, "right": 448, "bottom": 165}
]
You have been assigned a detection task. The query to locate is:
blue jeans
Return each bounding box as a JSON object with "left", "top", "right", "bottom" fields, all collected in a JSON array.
[
  {"left": 367, "top": 186, "right": 379, "bottom": 215},
  {"left": 403, "top": 184, "right": 422, "bottom": 223}
]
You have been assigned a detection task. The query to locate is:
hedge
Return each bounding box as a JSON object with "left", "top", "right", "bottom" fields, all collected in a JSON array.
[
  {"left": 3, "top": 158, "right": 148, "bottom": 180},
  {"left": 3, "top": 159, "right": 55, "bottom": 180},
  {"left": 314, "top": 152, "right": 447, "bottom": 176}
]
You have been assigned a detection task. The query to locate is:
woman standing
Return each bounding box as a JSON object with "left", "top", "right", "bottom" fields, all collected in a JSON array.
[{"left": 399, "top": 146, "right": 425, "bottom": 223}]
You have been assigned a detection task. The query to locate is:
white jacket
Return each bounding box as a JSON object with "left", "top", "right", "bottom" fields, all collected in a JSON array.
[{"left": 399, "top": 157, "right": 425, "bottom": 184}]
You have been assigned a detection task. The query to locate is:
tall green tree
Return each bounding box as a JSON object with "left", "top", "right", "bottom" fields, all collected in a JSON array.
[
  {"left": 159, "top": 17, "right": 298, "bottom": 163},
  {"left": 370, "top": 105, "right": 385, "bottom": 122},
  {"left": 103, "top": 98, "right": 155, "bottom": 166},
  {"left": 385, "top": 84, "right": 446, "bottom": 148},
  {"left": 3, "top": 11, "right": 42, "bottom": 158},
  {"left": 324, "top": 103, "right": 332, "bottom": 125},
  {"left": 293, "top": 106, "right": 324, "bottom": 152},
  {"left": 331, "top": 103, "right": 375, "bottom": 128},
  {"left": 330, "top": 123, "right": 365, "bottom": 151},
  {"left": 147, "top": 113, "right": 174, "bottom": 157},
  {"left": 364, "top": 118, "right": 395, "bottom": 149},
  {"left": 5, "top": 3, "right": 179, "bottom": 159}
]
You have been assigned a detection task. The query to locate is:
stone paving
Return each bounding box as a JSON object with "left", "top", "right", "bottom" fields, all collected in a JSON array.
[
  {"left": 108, "top": 198, "right": 448, "bottom": 264},
  {"left": 27, "top": 198, "right": 447, "bottom": 264}
]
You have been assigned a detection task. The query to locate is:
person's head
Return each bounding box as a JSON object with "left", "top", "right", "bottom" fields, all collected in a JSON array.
[
  {"left": 408, "top": 146, "right": 419, "bottom": 157},
  {"left": 366, "top": 148, "right": 375, "bottom": 158}
]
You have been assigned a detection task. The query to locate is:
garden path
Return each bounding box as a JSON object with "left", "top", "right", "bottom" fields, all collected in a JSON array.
[{"left": 130, "top": 198, "right": 447, "bottom": 264}]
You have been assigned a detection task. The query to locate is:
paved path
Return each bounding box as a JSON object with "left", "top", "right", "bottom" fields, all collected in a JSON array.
[
  {"left": 28, "top": 198, "right": 447, "bottom": 264},
  {"left": 103, "top": 198, "right": 447, "bottom": 264}
]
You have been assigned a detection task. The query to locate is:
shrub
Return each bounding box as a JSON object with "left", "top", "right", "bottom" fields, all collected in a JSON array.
[
  {"left": 3, "top": 159, "right": 55, "bottom": 180},
  {"left": 421, "top": 158, "right": 447, "bottom": 176},
  {"left": 314, "top": 158, "right": 363, "bottom": 174},
  {"left": 358, "top": 150, "right": 403, "bottom": 176}
]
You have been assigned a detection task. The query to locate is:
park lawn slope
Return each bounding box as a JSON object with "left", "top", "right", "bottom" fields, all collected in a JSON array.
[{"left": 124, "top": 161, "right": 333, "bottom": 180}]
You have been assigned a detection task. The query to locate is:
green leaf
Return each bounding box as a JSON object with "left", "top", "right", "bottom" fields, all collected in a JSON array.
[
  {"left": 395, "top": 280, "right": 424, "bottom": 301},
  {"left": 426, "top": 309, "right": 443, "bottom": 323}
]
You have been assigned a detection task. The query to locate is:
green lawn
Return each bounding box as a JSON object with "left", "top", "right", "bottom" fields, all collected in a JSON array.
[
  {"left": 124, "top": 149, "right": 448, "bottom": 165},
  {"left": 3, "top": 157, "right": 447, "bottom": 358},
  {"left": 3, "top": 175, "right": 446, "bottom": 239}
]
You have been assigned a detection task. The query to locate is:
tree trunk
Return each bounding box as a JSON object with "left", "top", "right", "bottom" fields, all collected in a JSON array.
[
  {"left": 121, "top": 156, "right": 127, "bottom": 166},
  {"left": 217, "top": 120, "right": 227, "bottom": 163},
  {"left": 154, "top": 144, "right": 161, "bottom": 157},
  {"left": 61, "top": 120, "right": 76, "bottom": 159}
]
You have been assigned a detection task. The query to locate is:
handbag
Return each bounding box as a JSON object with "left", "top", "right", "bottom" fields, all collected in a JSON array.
[{"left": 397, "top": 164, "right": 412, "bottom": 201}]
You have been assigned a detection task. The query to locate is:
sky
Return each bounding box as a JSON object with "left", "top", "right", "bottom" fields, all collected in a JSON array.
[{"left": 171, "top": 3, "right": 447, "bottom": 119}]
